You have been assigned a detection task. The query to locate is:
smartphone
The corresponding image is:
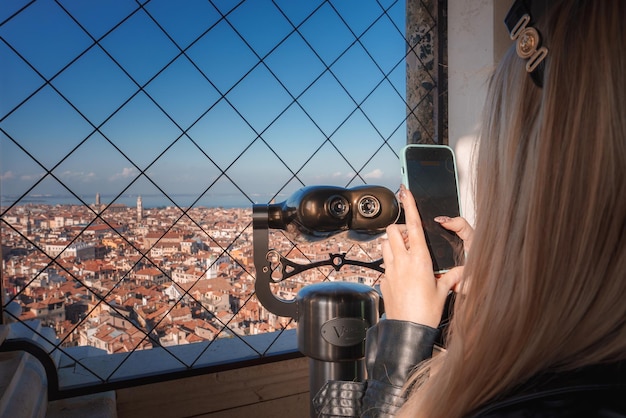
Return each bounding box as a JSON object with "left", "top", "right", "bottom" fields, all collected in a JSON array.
[{"left": 400, "top": 144, "right": 464, "bottom": 274}]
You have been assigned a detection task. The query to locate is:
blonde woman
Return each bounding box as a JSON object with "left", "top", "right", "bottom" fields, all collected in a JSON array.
[{"left": 314, "top": 1, "right": 626, "bottom": 417}]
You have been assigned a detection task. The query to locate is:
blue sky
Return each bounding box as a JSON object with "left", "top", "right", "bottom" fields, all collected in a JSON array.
[{"left": 0, "top": 0, "right": 407, "bottom": 208}]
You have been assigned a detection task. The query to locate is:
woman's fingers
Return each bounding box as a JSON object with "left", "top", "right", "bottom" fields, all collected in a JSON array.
[
  {"left": 385, "top": 224, "right": 407, "bottom": 253},
  {"left": 438, "top": 266, "right": 464, "bottom": 293},
  {"left": 434, "top": 215, "right": 474, "bottom": 251},
  {"left": 398, "top": 185, "right": 429, "bottom": 258}
]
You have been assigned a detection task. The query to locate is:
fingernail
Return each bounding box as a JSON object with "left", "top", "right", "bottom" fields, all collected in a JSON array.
[{"left": 434, "top": 216, "right": 451, "bottom": 223}]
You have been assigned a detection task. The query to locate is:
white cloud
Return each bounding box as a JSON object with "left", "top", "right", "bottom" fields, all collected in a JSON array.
[
  {"left": 363, "top": 168, "right": 384, "bottom": 179},
  {"left": 20, "top": 173, "right": 45, "bottom": 181},
  {"left": 59, "top": 170, "right": 96, "bottom": 181},
  {"left": 0, "top": 171, "right": 14, "bottom": 181},
  {"left": 109, "top": 167, "right": 137, "bottom": 181}
]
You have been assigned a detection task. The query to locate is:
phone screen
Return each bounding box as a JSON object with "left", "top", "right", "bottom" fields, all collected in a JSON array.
[{"left": 402, "top": 145, "right": 464, "bottom": 273}]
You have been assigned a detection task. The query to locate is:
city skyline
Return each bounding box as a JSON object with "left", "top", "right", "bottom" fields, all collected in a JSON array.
[{"left": 0, "top": 0, "right": 408, "bottom": 211}]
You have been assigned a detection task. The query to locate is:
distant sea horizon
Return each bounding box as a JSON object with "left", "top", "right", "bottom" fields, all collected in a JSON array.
[{"left": 0, "top": 192, "right": 287, "bottom": 210}]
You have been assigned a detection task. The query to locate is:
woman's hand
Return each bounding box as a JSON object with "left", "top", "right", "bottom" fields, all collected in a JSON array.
[
  {"left": 432, "top": 215, "right": 474, "bottom": 293},
  {"left": 380, "top": 185, "right": 473, "bottom": 327}
]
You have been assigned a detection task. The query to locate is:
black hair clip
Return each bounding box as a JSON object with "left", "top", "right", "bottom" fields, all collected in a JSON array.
[{"left": 504, "top": 0, "right": 549, "bottom": 87}]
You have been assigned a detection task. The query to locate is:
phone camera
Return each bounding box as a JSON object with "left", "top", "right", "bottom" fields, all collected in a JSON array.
[
  {"left": 357, "top": 195, "right": 381, "bottom": 218},
  {"left": 327, "top": 195, "right": 350, "bottom": 219}
]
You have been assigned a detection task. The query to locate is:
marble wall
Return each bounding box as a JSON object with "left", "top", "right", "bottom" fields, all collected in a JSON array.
[{"left": 405, "top": 0, "right": 447, "bottom": 145}]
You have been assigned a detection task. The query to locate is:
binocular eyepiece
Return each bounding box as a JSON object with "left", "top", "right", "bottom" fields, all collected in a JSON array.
[
  {"left": 325, "top": 193, "right": 382, "bottom": 220},
  {"left": 263, "top": 185, "right": 400, "bottom": 241}
]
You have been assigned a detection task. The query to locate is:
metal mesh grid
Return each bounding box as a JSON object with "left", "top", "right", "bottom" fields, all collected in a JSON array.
[{"left": 0, "top": 0, "right": 419, "bottom": 386}]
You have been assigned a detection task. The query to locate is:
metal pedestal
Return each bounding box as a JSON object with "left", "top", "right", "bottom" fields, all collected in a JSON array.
[{"left": 296, "top": 281, "right": 379, "bottom": 417}]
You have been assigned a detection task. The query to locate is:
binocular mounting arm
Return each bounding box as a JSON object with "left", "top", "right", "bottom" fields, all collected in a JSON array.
[{"left": 254, "top": 205, "right": 298, "bottom": 318}]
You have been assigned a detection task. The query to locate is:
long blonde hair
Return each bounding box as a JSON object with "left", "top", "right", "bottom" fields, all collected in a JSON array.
[{"left": 400, "top": 2, "right": 626, "bottom": 417}]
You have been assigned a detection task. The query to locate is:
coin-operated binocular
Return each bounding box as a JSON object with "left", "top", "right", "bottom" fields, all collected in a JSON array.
[
  {"left": 264, "top": 184, "right": 400, "bottom": 242},
  {"left": 252, "top": 185, "right": 400, "bottom": 416}
]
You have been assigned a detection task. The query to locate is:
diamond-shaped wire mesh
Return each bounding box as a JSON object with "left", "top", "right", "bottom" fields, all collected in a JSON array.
[{"left": 0, "top": 0, "right": 420, "bottom": 385}]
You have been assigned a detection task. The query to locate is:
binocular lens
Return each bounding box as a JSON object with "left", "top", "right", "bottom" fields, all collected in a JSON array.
[
  {"left": 357, "top": 195, "right": 381, "bottom": 218},
  {"left": 327, "top": 195, "right": 350, "bottom": 219}
]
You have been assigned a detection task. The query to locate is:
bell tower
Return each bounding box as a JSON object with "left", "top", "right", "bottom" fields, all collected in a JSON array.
[{"left": 137, "top": 196, "right": 143, "bottom": 223}]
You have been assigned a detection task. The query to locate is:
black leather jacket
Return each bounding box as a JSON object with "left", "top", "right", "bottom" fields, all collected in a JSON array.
[{"left": 313, "top": 320, "right": 626, "bottom": 417}]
